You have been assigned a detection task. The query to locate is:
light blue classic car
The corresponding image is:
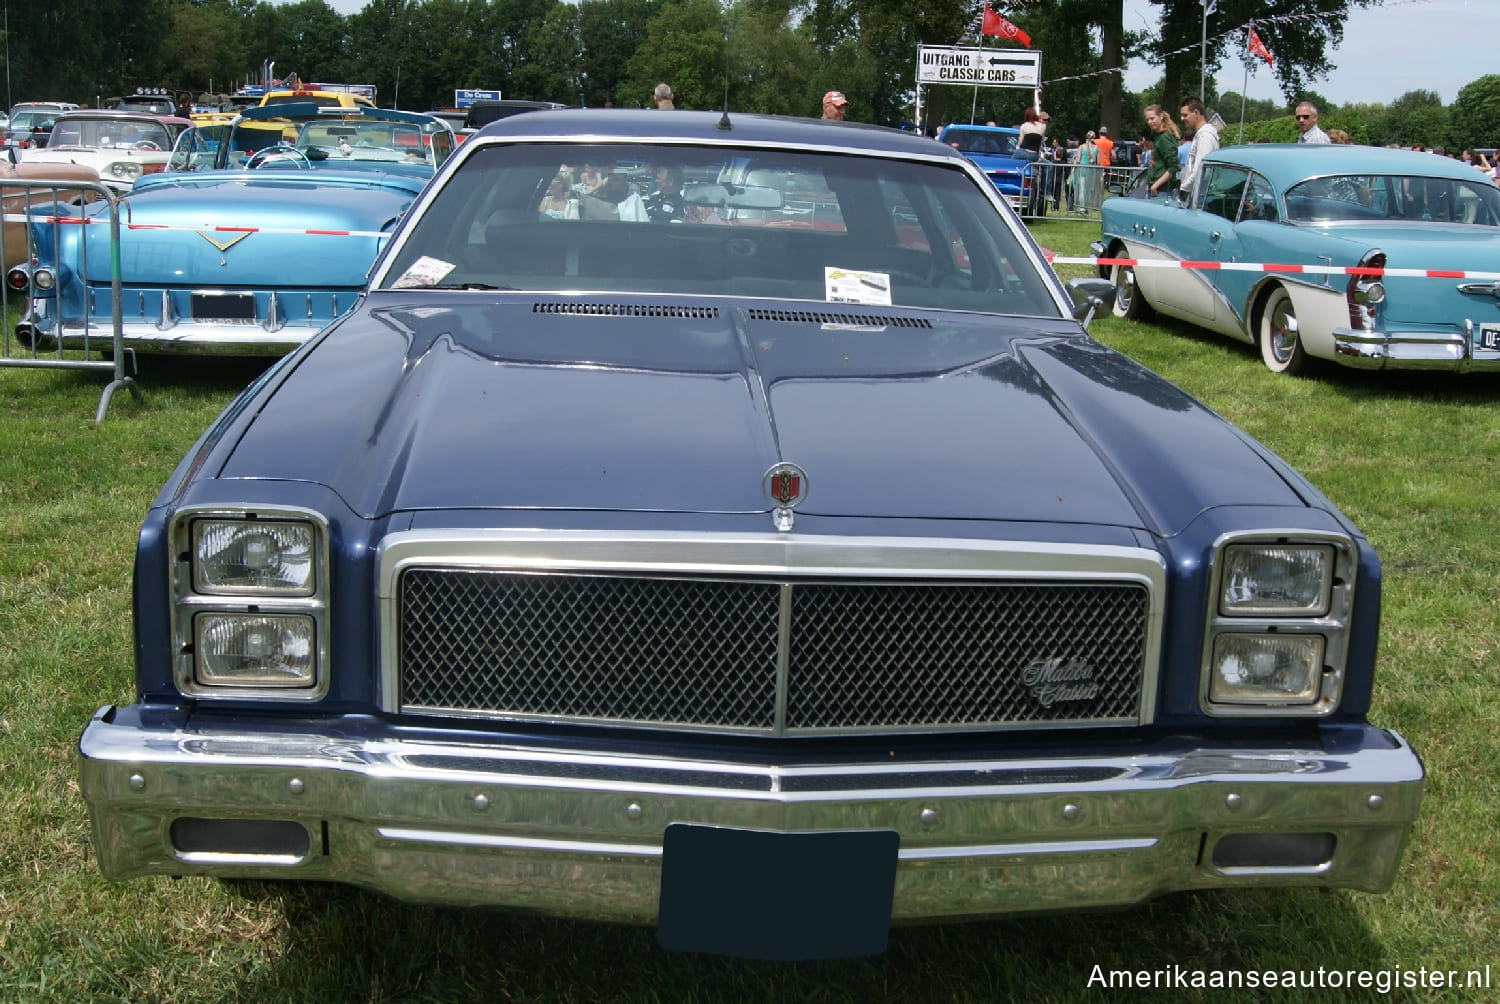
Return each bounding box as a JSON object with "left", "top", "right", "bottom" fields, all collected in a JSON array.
[
  {"left": 1095, "top": 145, "right": 1500, "bottom": 374},
  {"left": 8, "top": 104, "right": 453, "bottom": 355}
]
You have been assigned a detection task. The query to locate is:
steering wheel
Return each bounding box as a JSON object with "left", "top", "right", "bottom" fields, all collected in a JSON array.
[
  {"left": 134, "top": 141, "right": 161, "bottom": 151},
  {"left": 246, "top": 144, "right": 312, "bottom": 170}
]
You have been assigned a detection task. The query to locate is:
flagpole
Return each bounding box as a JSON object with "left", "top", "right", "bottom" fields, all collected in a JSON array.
[
  {"left": 1199, "top": 0, "right": 1209, "bottom": 102},
  {"left": 972, "top": 25, "right": 982, "bottom": 123},
  {"left": 1239, "top": 23, "right": 1250, "bottom": 145}
]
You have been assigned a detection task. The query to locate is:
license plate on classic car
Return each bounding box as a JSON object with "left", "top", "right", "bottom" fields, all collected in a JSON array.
[
  {"left": 656, "top": 824, "right": 899, "bottom": 960},
  {"left": 1479, "top": 324, "right": 1500, "bottom": 351},
  {"left": 190, "top": 291, "right": 257, "bottom": 323}
]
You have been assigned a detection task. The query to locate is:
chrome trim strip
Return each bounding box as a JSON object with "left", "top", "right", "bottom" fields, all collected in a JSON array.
[
  {"left": 373, "top": 826, "right": 1158, "bottom": 862},
  {"left": 376, "top": 530, "right": 1168, "bottom": 727},
  {"left": 379, "top": 827, "right": 664, "bottom": 858}
]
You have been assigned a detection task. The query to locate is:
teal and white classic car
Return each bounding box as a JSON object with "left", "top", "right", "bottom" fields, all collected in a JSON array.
[{"left": 1095, "top": 144, "right": 1500, "bottom": 374}]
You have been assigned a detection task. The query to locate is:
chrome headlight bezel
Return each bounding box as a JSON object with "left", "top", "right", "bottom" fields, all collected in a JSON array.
[
  {"left": 170, "top": 506, "right": 330, "bottom": 701},
  {"left": 1201, "top": 532, "right": 1355, "bottom": 717}
]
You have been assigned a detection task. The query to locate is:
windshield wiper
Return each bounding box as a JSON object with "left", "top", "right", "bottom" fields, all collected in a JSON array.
[{"left": 428, "top": 282, "right": 516, "bottom": 291}]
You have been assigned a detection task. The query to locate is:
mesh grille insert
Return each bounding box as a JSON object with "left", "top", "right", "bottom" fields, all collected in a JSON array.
[{"left": 398, "top": 569, "right": 1149, "bottom": 735}]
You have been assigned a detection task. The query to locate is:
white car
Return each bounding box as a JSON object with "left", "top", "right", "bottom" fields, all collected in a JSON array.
[{"left": 23, "top": 110, "right": 190, "bottom": 192}]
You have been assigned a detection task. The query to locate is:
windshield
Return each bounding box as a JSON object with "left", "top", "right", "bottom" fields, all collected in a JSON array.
[
  {"left": 1285, "top": 173, "right": 1500, "bottom": 225},
  {"left": 943, "top": 129, "right": 1018, "bottom": 157},
  {"left": 378, "top": 142, "right": 1059, "bottom": 316},
  {"left": 46, "top": 117, "right": 174, "bottom": 151}
]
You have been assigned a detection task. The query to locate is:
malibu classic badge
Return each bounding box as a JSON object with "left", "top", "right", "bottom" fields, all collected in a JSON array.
[{"left": 762, "top": 462, "right": 809, "bottom": 532}]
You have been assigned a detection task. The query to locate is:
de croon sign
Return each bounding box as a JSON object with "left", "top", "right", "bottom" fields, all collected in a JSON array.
[{"left": 916, "top": 46, "right": 1040, "bottom": 88}]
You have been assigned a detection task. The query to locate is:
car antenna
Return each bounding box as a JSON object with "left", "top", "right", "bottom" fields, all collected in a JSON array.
[{"left": 716, "top": 14, "right": 731, "bottom": 130}]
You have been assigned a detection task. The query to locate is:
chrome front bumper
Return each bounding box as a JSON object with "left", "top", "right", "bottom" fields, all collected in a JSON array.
[
  {"left": 78, "top": 707, "right": 1423, "bottom": 923},
  {"left": 1333, "top": 326, "right": 1500, "bottom": 371}
]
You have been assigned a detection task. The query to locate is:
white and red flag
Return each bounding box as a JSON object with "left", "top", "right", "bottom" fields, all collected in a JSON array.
[
  {"left": 1247, "top": 24, "right": 1273, "bottom": 67},
  {"left": 981, "top": 4, "right": 1032, "bottom": 48}
]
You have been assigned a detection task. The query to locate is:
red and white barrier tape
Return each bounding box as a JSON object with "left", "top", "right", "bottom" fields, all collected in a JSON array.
[
  {"left": 4, "top": 216, "right": 1496, "bottom": 281},
  {"left": 1047, "top": 255, "right": 1500, "bottom": 282},
  {"left": 0, "top": 213, "right": 386, "bottom": 239}
]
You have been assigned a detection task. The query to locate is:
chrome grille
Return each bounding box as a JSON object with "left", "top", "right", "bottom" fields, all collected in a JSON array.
[{"left": 397, "top": 569, "right": 1150, "bottom": 735}]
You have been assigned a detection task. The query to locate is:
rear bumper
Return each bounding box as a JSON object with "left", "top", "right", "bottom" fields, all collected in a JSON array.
[
  {"left": 1333, "top": 326, "right": 1500, "bottom": 371},
  {"left": 79, "top": 707, "right": 1424, "bottom": 924},
  {"left": 18, "top": 316, "right": 322, "bottom": 356}
]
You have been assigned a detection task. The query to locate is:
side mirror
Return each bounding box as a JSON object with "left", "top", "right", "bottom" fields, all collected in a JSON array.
[{"left": 1065, "top": 277, "right": 1113, "bottom": 329}]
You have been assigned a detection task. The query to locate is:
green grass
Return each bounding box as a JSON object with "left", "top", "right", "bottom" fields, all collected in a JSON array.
[{"left": 1, "top": 259, "right": 1498, "bottom": 1001}]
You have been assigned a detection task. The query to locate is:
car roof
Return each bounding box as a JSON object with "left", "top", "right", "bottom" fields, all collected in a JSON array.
[
  {"left": 1206, "top": 143, "right": 1490, "bottom": 186},
  {"left": 474, "top": 108, "right": 960, "bottom": 160}
]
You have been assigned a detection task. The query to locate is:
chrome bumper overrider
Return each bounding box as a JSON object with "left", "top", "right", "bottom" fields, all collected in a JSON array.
[
  {"left": 78, "top": 707, "right": 1423, "bottom": 922},
  {"left": 1333, "top": 326, "right": 1500, "bottom": 371}
]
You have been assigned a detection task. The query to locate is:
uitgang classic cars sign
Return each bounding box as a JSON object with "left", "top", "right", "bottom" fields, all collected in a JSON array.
[{"left": 916, "top": 46, "right": 1040, "bottom": 88}]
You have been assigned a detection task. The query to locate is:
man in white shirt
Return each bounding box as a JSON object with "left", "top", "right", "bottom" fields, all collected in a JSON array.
[
  {"left": 1295, "top": 102, "right": 1330, "bottom": 144},
  {"left": 1178, "top": 97, "right": 1220, "bottom": 204}
]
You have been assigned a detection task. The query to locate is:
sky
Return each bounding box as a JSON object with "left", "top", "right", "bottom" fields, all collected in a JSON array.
[
  {"left": 294, "top": 0, "right": 1491, "bottom": 108},
  {"left": 1119, "top": 0, "right": 1491, "bottom": 107}
]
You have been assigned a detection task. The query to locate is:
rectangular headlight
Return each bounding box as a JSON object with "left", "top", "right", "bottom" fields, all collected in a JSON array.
[
  {"left": 1209, "top": 634, "right": 1324, "bottom": 704},
  {"left": 1219, "top": 544, "right": 1333, "bottom": 616},
  {"left": 193, "top": 519, "right": 316, "bottom": 595},
  {"left": 195, "top": 613, "right": 316, "bottom": 688}
]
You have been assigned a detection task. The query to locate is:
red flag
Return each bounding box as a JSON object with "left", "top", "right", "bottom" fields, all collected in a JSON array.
[
  {"left": 981, "top": 4, "right": 1032, "bottom": 48},
  {"left": 1247, "top": 24, "right": 1273, "bottom": 67}
]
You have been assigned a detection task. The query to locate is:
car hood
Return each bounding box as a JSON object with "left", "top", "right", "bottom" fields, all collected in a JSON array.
[{"left": 217, "top": 295, "right": 1307, "bottom": 534}]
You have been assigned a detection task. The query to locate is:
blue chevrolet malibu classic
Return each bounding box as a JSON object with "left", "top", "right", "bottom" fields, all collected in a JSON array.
[
  {"left": 78, "top": 110, "right": 1422, "bottom": 961},
  {"left": 1096, "top": 144, "right": 1500, "bottom": 374},
  {"left": 8, "top": 104, "right": 452, "bottom": 355}
]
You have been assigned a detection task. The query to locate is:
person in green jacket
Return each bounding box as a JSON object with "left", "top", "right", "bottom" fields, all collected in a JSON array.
[{"left": 1142, "top": 104, "right": 1181, "bottom": 199}]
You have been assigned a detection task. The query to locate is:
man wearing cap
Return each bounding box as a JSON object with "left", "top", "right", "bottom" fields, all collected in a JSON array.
[
  {"left": 822, "top": 91, "right": 848, "bottom": 121},
  {"left": 1094, "top": 126, "right": 1113, "bottom": 167}
]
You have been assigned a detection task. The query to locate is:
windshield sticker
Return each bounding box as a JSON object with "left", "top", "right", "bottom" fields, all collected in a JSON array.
[
  {"left": 392, "top": 256, "right": 456, "bottom": 288},
  {"left": 825, "top": 267, "right": 892, "bottom": 306}
]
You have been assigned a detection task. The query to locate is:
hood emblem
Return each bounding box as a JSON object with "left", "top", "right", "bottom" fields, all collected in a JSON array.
[
  {"left": 762, "top": 462, "right": 808, "bottom": 532},
  {"left": 197, "top": 230, "right": 251, "bottom": 254}
]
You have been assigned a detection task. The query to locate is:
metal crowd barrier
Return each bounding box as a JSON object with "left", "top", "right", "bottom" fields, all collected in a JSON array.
[
  {"left": 1019, "top": 161, "right": 1146, "bottom": 220},
  {"left": 0, "top": 178, "right": 140, "bottom": 422}
]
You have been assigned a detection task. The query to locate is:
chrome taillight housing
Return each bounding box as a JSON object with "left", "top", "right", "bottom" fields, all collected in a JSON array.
[{"left": 1346, "top": 250, "right": 1386, "bottom": 330}]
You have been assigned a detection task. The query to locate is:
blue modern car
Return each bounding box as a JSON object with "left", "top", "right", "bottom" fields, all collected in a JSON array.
[
  {"left": 8, "top": 104, "right": 454, "bottom": 355},
  {"left": 1095, "top": 144, "right": 1500, "bottom": 374},
  {"left": 936, "top": 122, "right": 1043, "bottom": 215},
  {"left": 77, "top": 110, "right": 1421, "bottom": 961}
]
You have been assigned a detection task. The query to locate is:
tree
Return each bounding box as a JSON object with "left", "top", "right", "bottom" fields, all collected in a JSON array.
[
  {"left": 621, "top": 0, "right": 726, "bottom": 111},
  {"left": 1383, "top": 89, "right": 1450, "bottom": 150},
  {"left": 1449, "top": 75, "right": 1500, "bottom": 154},
  {"left": 1145, "top": 0, "right": 1385, "bottom": 116}
]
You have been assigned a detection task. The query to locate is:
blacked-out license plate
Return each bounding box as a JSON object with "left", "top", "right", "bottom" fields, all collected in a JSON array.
[
  {"left": 1479, "top": 323, "right": 1500, "bottom": 351},
  {"left": 657, "top": 823, "right": 899, "bottom": 961},
  {"left": 190, "top": 291, "right": 256, "bottom": 322}
]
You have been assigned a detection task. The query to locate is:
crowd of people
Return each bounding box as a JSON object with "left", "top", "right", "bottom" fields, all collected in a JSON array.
[{"left": 595, "top": 81, "right": 1499, "bottom": 215}]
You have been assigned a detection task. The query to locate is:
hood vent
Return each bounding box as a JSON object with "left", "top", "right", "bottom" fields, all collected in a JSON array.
[
  {"left": 533, "top": 302, "right": 720, "bottom": 319},
  {"left": 747, "top": 308, "right": 932, "bottom": 329}
]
